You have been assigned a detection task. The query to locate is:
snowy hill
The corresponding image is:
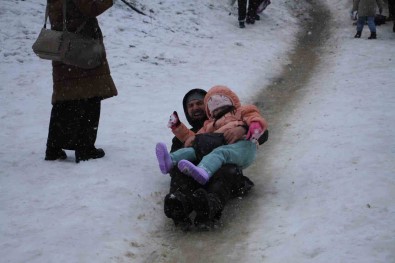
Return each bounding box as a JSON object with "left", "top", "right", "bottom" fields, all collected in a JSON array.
[{"left": 1, "top": 0, "right": 394, "bottom": 262}]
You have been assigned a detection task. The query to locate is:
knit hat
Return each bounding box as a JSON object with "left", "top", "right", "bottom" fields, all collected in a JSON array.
[
  {"left": 207, "top": 94, "right": 233, "bottom": 113},
  {"left": 185, "top": 91, "right": 205, "bottom": 104}
]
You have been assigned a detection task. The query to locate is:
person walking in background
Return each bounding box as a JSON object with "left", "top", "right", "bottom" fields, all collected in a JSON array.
[
  {"left": 237, "top": 0, "right": 259, "bottom": 28},
  {"left": 353, "top": 0, "right": 384, "bottom": 39},
  {"left": 45, "top": 0, "right": 118, "bottom": 163}
]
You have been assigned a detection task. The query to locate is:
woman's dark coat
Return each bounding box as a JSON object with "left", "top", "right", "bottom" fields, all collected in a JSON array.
[{"left": 48, "top": 0, "right": 118, "bottom": 103}]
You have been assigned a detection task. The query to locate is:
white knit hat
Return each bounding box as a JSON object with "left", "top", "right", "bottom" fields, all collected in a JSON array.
[{"left": 207, "top": 94, "right": 233, "bottom": 113}]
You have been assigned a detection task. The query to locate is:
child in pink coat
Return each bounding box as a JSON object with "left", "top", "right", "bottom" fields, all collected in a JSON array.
[{"left": 155, "top": 85, "right": 268, "bottom": 185}]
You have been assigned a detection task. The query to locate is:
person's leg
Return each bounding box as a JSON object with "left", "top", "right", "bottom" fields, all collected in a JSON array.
[
  {"left": 207, "top": 164, "right": 242, "bottom": 204},
  {"left": 45, "top": 102, "right": 68, "bottom": 160},
  {"left": 75, "top": 97, "right": 105, "bottom": 163},
  {"left": 367, "top": 16, "right": 377, "bottom": 39},
  {"left": 355, "top": 16, "right": 366, "bottom": 37},
  {"left": 238, "top": 0, "right": 247, "bottom": 27},
  {"left": 191, "top": 188, "right": 223, "bottom": 229},
  {"left": 388, "top": 0, "right": 395, "bottom": 19},
  {"left": 178, "top": 140, "right": 257, "bottom": 185},
  {"left": 246, "top": 0, "right": 259, "bottom": 24},
  {"left": 164, "top": 168, "right": 199, "bottom": 229},
  {"left": 199, "top": 140, "right": 257, "bottom": 176},
  {"left": 169, "top": 168, "right": 201, "bottom": 194},
  {"left": 238, "top": 0, "right": 247, "bottom": 21},
  {"left": 170, "top": 147, "right": 197, "bottom": 163},
  {"left": 357, "top": 16, "right": 366, "bottom": 30},
  {"left": 192, "top": 165, "right": 254, "bottom": 228},
  {"left": 201, "top": 165, "right": 242, "bottom": 220},
  {"left": 367, "top": 16, "right": 376, "bottom": 32},
  {"left": 82, "top": 97, "right": 101, "bottom": 148}
]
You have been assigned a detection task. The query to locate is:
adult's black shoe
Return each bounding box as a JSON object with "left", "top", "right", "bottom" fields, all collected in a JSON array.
[
  {"left": 75, "top": 147, "right": 105, "bottom": 163},
  {"left": 192, "top": 188, "right": 223, "bottom": 230},
  {"left": 368, "top": 32, "right": 377, "bottom": 39},
  {"left": 164, "top": 191, "right": 193, "bottom": 231},
  {"left": 246, "top": 16, "right": 255, "bottom": 24},
  {"left": 45, "top": 148, "right": 67, "bottom": 161}
]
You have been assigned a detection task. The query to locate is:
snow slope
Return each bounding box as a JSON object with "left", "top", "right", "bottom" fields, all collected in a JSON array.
[{"left": 0, "top": 0, "right": 394, "bottom": 262}]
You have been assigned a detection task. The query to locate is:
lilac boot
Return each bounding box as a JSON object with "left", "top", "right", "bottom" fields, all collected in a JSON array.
[
  {"left": 178, "top": 160, "right": 209, "bottom": 185},
  {"left": 155, "top": 142, "right": 173, "bottom": 174}
]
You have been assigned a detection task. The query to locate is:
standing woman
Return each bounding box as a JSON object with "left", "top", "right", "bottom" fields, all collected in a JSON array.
[{"left": 45, "top": 0, "right": 118, "bottom": 163}]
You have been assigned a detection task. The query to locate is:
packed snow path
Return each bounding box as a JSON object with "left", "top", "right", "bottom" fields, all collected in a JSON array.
[
  {"left": 147, "top": 0, "right": 395, "bottom": 262},
  {"left": 148, "top": 0, "right": 335, "bottom": 261},
  {"left": 1, "top": 0, "right": 394, "bottom": 262}
]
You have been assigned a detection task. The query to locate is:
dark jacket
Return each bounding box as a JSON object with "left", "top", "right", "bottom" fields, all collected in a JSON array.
[
  {"left": 48, "top": 0, "right": 118, "bottom": 103},
  {"left": 353, "top": 0, "right": 383, "bottom": 17}
]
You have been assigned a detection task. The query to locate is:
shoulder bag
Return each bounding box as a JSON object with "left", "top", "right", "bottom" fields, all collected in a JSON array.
[{"left": 32, "top": 0, "right": 105, "bottom": 69}]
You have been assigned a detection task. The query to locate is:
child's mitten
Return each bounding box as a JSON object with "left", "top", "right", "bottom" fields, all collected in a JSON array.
[
  {"left": 246, "top": 122, "right": 264, "bottom": 143},
  {"left": 167, "top": 111, "right": 181, "bottom": 129}
]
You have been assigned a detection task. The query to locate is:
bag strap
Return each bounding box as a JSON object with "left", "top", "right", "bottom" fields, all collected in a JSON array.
[
  {"left": 41, "top": 0, "right": 67, "bottom": 31},
  {"left": 42, "top": 0, "right": 86, "bottom": 33},
  {"left": 43, "top": 1, "right": 49, "bottom": 29}
]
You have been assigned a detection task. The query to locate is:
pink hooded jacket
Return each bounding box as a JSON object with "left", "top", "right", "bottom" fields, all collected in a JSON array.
[{"left": 172, "top": 85, "right": 268, "bottom": 143}]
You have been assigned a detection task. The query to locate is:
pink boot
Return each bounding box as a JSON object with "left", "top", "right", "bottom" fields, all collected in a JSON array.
[
  {"left": 178, "top": 160, "right": 209, "bottom": 185},
  {"left": 155, "top": 142, "right": 173, "bottom": 174}
]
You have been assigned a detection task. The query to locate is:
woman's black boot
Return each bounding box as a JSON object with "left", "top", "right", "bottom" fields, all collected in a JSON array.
[
  {"left": 75, "top": 147, "right": 105, "bottom": 163},
  {"left": 45, "top": 148, "right": 67, "bottom": 161}
]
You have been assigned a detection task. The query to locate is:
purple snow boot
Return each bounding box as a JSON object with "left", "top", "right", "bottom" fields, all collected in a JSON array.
[
  {"left": 178, "top": 160, "right": 209, "bottom": 185},
  {"left": 155, "top": 142, "right": 173, "bottom": 174}
]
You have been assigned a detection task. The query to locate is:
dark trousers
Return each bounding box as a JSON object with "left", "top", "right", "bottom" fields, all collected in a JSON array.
[
  {"left": 168, "top": 164, "right": 253, "bottom": 213},
  {"left": 389, "top": 0, "right": 395, "bottom": 17},
  {"left": 238, "top": 0, "right": 259, "bottom": 21},
  {"left": 46, "top": 97, "right": 101, "bottom": 151}
]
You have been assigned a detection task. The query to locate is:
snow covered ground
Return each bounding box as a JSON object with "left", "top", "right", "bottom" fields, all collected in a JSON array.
[{"left": 0, "top": 0, "right": 394, "bottom": 262}]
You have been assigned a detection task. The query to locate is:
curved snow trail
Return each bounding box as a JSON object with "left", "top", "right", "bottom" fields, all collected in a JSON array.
[{"left": 142, "top": 0, "right": 333, "bottom": 262}]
